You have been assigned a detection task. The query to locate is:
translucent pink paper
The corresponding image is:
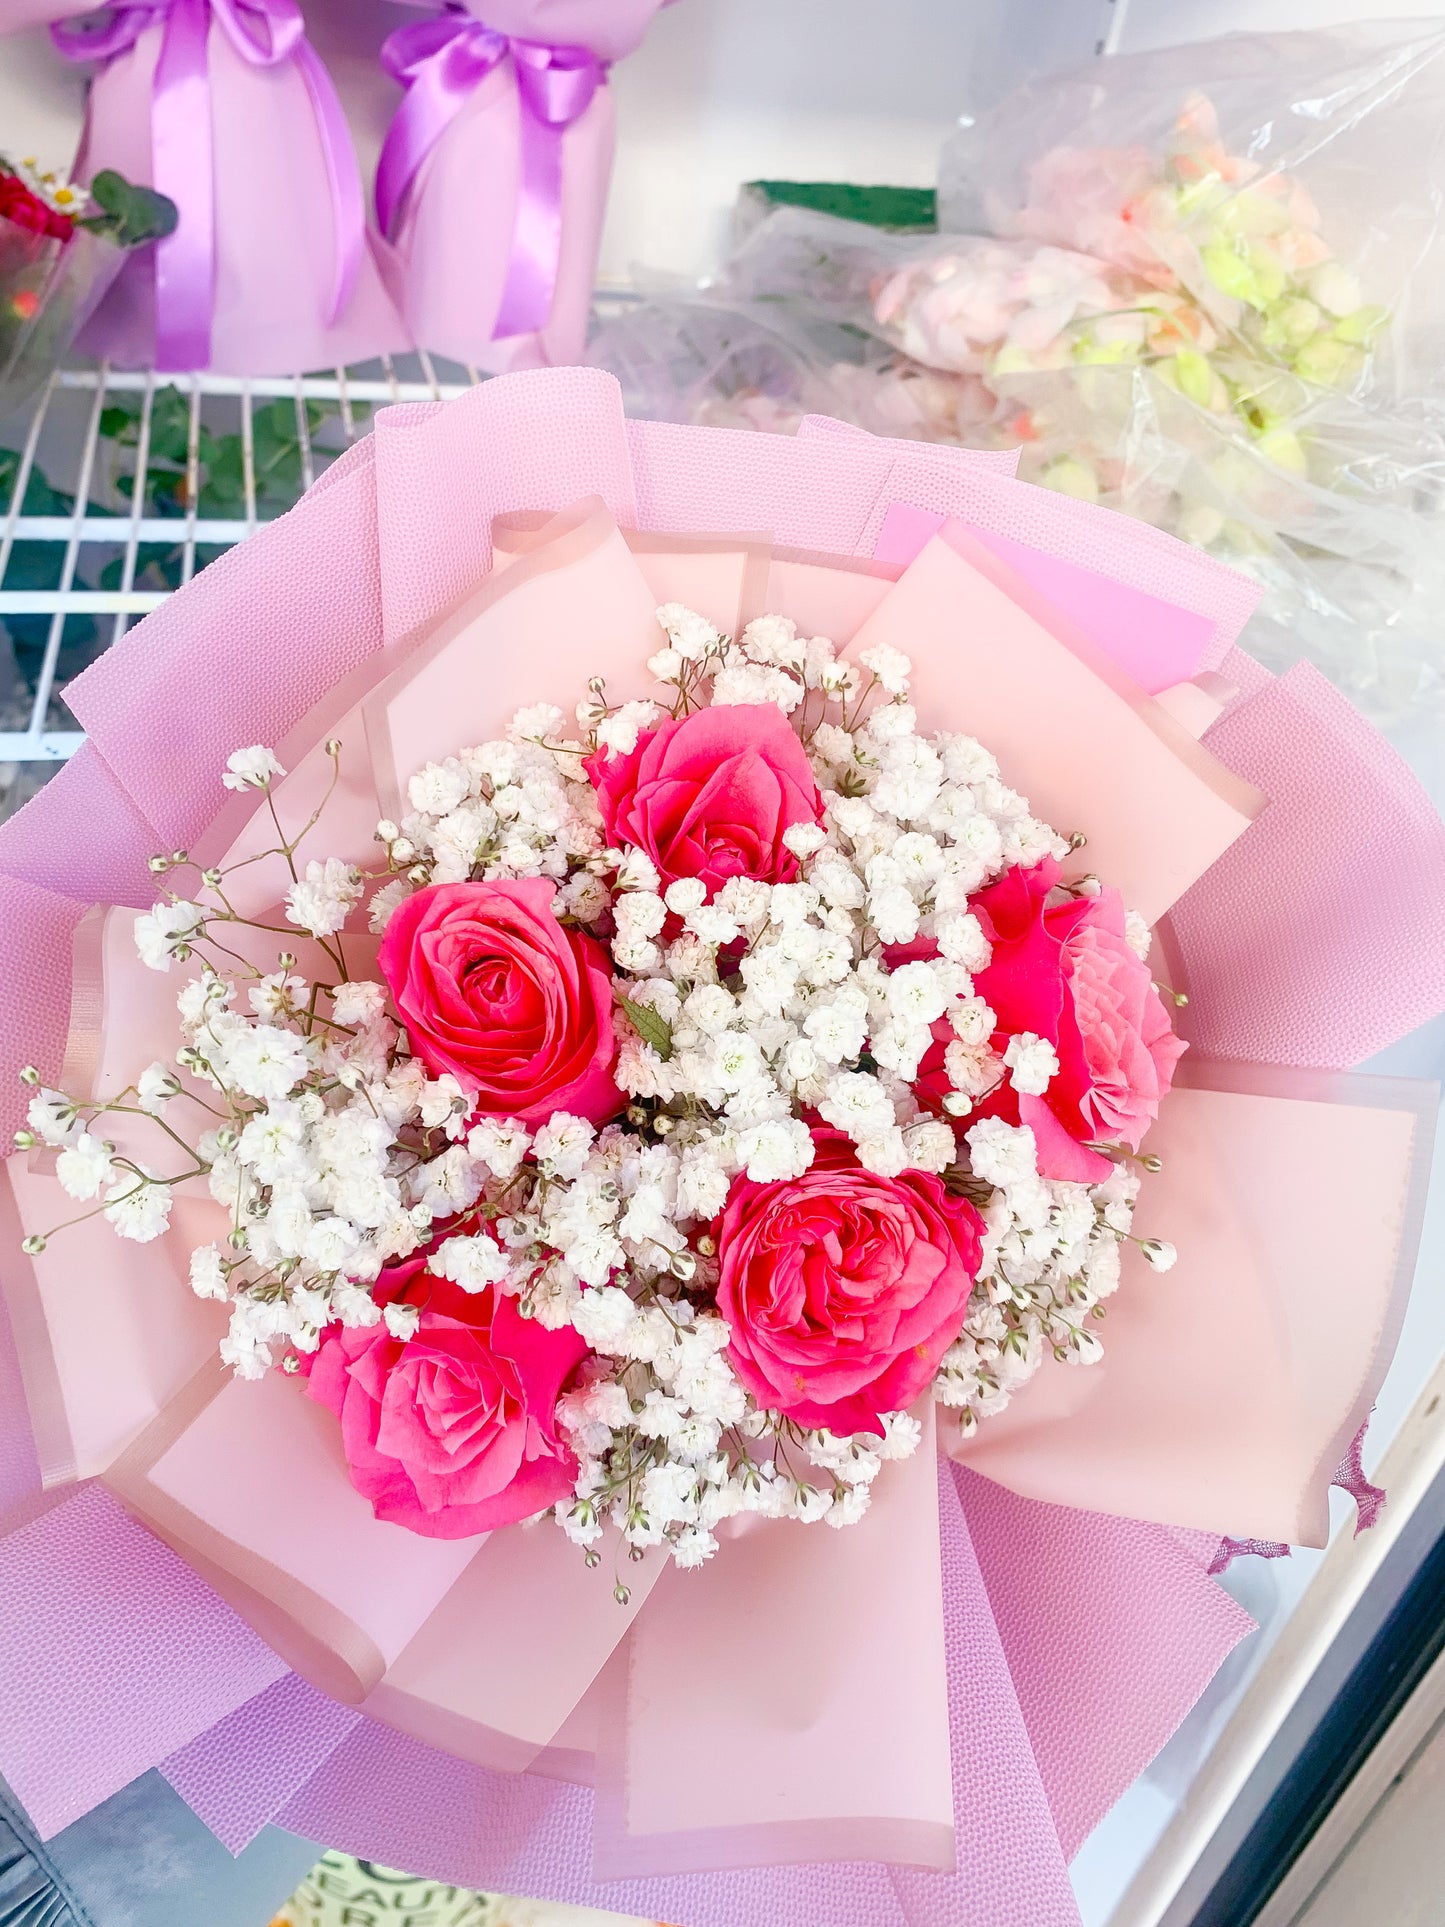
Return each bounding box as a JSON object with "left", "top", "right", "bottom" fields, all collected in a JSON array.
[{"left": 0, "top": 371, "right": 1441, "bottom": 1927}]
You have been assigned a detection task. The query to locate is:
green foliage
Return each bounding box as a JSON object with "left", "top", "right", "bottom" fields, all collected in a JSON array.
[
  {"left": 75, "top": 170, "right": 178, "bottom": 249},
  {"left": 621, "top": 997, "right": 675, "bottom": 1061},
  {"left": 0, "top": 447, "right": 98, "bottom": 681},
  {"left": 100, "top": 386, "right": 368, "bottom": 521}
]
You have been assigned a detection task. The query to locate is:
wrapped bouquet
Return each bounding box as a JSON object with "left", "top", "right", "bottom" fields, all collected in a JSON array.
[
  {"left": 47, "top": 0, "right": 406, "bottom": 375},
  {"left": 375, "top": 0, "right": 678, "bottom": 371},
  {"left": 0, "top": 154, "right": 175, "bottom": 411},
  {"left": 0, "top": 370, "right": 1441, "bottom": 1927},
  {"left": 591, "top": 23, "right": 1445, "bottom": 710}
]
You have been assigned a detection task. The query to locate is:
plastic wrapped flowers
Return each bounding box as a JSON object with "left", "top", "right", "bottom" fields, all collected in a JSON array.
[
  {"left": 0, "top": 154, "right": 176, "bottom": 413},
  {"left": 870, "top": 89, "right": 1388, "bottom": 495},
  {"left": 590, "top": 24, "right": 1445, "bottom": 709},
  {"left": 0, "top": 371, "right": 1442, "bottom": 1927}
]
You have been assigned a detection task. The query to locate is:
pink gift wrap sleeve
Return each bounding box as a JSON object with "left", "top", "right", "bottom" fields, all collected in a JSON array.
[
  {"left": 0, "top": 1464, "right": 1251, "bottom": 1927},
  {"left": 378, "top": 1, "right": 673, "bottom": 371},
  {"left": 0, "top": 372, "right": 1439, "bottom": 1927},
  {"left": 71, "top": 13, "right": 406, "bottom": 375}
]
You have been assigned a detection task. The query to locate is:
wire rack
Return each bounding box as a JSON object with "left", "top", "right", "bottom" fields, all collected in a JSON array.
[{"left": 0, "top": 351, "right": 483, "bottom": 816}]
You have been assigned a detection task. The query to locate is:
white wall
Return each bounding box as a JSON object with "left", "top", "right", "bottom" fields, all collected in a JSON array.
[{"left": 1116, "top": 0, "right": 1445, "bottom": 52}]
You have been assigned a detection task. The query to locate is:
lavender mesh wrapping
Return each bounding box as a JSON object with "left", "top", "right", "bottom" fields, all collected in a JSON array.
[
  {"left": 160, "top": 1674, "right": 362, "bottom": 1854},
  {"left": 0, "top": 1487, "right": 286, "bottom": 1837}
]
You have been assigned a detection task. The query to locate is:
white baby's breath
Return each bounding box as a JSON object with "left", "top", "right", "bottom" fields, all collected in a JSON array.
[{"left": 32, "top": 597, "right": 1170, "bottom": 1573}]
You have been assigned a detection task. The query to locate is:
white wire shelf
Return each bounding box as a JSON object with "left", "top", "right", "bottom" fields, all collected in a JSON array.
[{"left": 0, "top": 351, "right": 484, "bottom": 789}]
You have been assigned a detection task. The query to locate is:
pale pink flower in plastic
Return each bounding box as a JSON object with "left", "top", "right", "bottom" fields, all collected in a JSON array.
[{"left": 873, "top": 240, "right": 1121, "bottom": 376}]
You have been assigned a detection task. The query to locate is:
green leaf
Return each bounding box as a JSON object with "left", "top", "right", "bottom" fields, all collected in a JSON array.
[
  {"left": 620, "top": 998, "right": 674, "bottom": 1061},
  {"left": 80, "top": 170, "right": 179, "bottom": 248},
  {"left": 744, "top": 179, "right": 938, "bottom": 233}
]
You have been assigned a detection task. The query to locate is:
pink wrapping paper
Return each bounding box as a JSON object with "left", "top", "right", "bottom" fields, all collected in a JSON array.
[
  {"left": 0, "top": 372, "right": 1441, "bottom": 1926},
  {"left": 873, "top": 501, "right": 1217, "bottom": 695},
  {"left": 845, "top": 525, "right": 1263, "bottom": 923},
  {"left": 798, "top": 413, "right": 1260, "bottom": 667},
  {"left": 67, "top": 6, "right": 406, "bottom": 375},
  {"left": 952, "top": 1064, "right": 1436, "bottom": 1546},
  {"left": 1166, "top": 661, "right": 1445, "bottom": 1068},
  {"left": 378, "top": 0, "right": 672, "bottom": 370}
]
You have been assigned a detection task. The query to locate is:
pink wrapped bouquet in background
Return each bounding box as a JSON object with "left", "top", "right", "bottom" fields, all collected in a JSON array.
[
  {"left": 47, "top": 0, "right": 405, "bottom": 376},
  {"left": 376, "top": 0, "right": 676, "bottom": 371}
]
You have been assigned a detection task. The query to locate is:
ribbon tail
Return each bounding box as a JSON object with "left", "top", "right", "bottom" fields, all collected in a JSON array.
[
  {"left": 376, "top": 30, "right": 509, "bottom": 244},
  {"left": 151, "top": 0, "right": 216, "bottom": 372},
  {"left": 294, "top": 38, "right": 365, "bottom": 327},
  {"left": 493, "top": 93, "right": 566, "bottom": 341}
]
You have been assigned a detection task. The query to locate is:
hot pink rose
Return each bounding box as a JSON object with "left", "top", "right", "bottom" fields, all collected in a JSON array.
[
  {"left": 972, "top": 859, "right": 1186, "bottom": 1182},
  {"left": 715, "top": 1130, "right": 984, "bottom": 1435},
  {"left": 305, "top": 1253, "right": 587, "bottom": 1538},
  {"left": 378, "top": 878, "right": 622, "bottom": 1128},
  {"left": 586, "top": 704, "right": 823, "bottom": 898}
]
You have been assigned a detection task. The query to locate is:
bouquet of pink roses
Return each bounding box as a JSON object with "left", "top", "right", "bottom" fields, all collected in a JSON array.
[{"left": 0, "top": 371, "right": 1441, "bottom": 1927}]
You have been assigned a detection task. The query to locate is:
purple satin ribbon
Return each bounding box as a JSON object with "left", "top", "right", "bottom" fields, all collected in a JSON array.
[
  {"left": 52, "top": 0, "right": 364, "bottom": 372},
  {"left": 376, "top": 7, "right": 605, "bottom": 341}
]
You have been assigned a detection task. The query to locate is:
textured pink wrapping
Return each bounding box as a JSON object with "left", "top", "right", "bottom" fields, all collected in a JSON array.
[
  {"left": 160, "top": 1673, "right": 362, "bottom": 1854},
  {"left": 374, "top": 373, "right": 637, "bottom": 641},
  {"left": 0, "top": 1292, "right": 40, "bottom": 1525},
  {"left": 956, "top": 1468, "right": 1252, "bottom": 1858},
  {"left": 0, "top": 875, "right": 90, "bottom": 1141},
  {"left": 276, "top": 1461, "right": 1093, "bottom": 1927},
  {"left": 0, "top": 1485, "right": 286, "bottom": 1838},
  {"left": 0, "top": 372, "right": 1438, "bottom": 1922},
  {"left": 1168, "top": 662, "right": 1445, "bottom": 1067},
  {"left": 0, "top": 743, "right": 160, "bottom": 905},
  {"left": 63, "top": 452, "right": 385, "bottom": 848}
]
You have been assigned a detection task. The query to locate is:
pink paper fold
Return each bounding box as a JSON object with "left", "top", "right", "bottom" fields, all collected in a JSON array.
[
  {"left": 596, "top": 1407, "right": 955, "bottom": 1879},
  {"left": 953, "top": 1062, "right": 1436, "bottom": 1547},
  {"left": 847, "top": 527, "right": 1262, "bottom": 923},
  {"left": 873, "top": 501, "right": 1216, "bottom": 695},
  {"left": 1167, "top": 661, "right": 1445, "bottom": 1067},
  {"left": 797, "top": 413, "right": 1259, "bottom": 665},
  {"left": 64, "top": 446, "right": 385, "bottom": 848}
]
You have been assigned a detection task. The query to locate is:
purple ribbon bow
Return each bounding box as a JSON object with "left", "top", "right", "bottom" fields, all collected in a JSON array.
[
  {"left": 376, "top": 5, "right": 606, "bottom": 340},
  {"left": 52, "top": 0, "right": 365, "bottom": 372}
]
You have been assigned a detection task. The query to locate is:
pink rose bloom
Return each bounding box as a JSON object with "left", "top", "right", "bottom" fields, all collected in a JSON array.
[
  {"left": 305, "top": 1253, "right": 587, "bottom": 1539},
  {"left": 587, "top": 704, "right": 822, "bottom": 898},
  {"left": 972, "top": 859, "right": 1186, "bottom": 1183},
  {"left": 715, "top": 1130, "right": 984, "bottom": 1436},
  {"left": 378, "top": 878, "right": 623, "bottom": 1128}
]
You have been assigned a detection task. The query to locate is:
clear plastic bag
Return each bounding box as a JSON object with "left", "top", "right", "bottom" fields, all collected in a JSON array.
[{"left": 592, "top": 22, "right": 1445, "bottom": 714}]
